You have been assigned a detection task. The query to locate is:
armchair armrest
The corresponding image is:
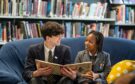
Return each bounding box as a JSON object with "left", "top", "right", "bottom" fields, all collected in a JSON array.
[{"left": 0, "top": 71, "right": 19, "bottom": 84}]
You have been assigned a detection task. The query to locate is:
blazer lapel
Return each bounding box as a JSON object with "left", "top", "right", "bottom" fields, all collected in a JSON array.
[
  {"left": 53, "top": 46, "right": 59, "bottom": 63},
  {"left": 83, "top": 50, "right": 91, "bottom": 62},
  {"left": 38, "top": 42, "right": 45, "bottom": 61},
  {"left": 95, "top": 52, "right": 101, "bottom": 64}
]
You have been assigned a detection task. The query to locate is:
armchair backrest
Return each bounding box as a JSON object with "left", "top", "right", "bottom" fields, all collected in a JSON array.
[
  {"left": 0, "top": 37, "right": 135, "bottom": 83},
  {"left": 61, "top": 37, "right": 135, "bottom": 65},
  {"left": 0, "top": 38, "right": 43, "bottom": 78},
  {"left": 103, "top": 37, "right": 135, "bottom": 65},
  {"left": 61, "top": 37, "right": 85, "bottom": 63},
  {"left": 1, "top": 37, "right": 135, "bottom": 68}
]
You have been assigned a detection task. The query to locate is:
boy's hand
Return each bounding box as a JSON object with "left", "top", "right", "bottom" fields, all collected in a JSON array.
[
  {"left": 60, "top": 66, "right": 77, "bottom": 80},
  {"left": 32, "top": 66, "right": 53, "bottom": 77}
]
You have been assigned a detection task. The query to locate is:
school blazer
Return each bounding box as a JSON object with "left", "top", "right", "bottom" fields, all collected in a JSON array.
[
  {"left": 75, "top": 50, "right": 111, "bottom": 79},
  {"left": 23, "top": 42, "right": 71, "bottom": 82}
]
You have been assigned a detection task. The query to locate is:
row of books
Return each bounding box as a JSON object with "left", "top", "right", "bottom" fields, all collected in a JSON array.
[
  {"left": 1, "top": 20, "right": 135, "bottom": 42},
  {"left": 65, "top": 22, "right": 110, "bottom": 38},
  {"left": 109, "top": 0, "right": 135, "bottom": 4},
  {"left": 72, "top": 2, "right": 107, "bottom": 18},
  {"left": 110, "top": 26, "right": 135, "bottom": 40},
  {"left": 0, "top": 0, "right": 108, "bottom": 19},
  {"left": 110, "top": 5, "right": 135, "bottom": 24},
  {"left": 0, "top": 21, "right": 43, "bottom": 42}
]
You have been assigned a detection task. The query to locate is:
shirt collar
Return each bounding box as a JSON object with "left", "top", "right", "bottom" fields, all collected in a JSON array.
[
  {"left": 89, "top": 51, "right": 97, "bottom": 56},
  {"left": 44, "top": 45, "right": 55, "bottom": 53}
]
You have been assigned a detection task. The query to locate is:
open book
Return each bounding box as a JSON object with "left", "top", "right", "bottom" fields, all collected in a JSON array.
[{"left": 35, "top": 59, "right": 92, "bottom": 75}]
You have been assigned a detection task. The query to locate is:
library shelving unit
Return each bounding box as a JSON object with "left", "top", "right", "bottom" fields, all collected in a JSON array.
[
  {"left": 0, "top": 0, "right": 115, "bottom": 46},
  {"left": 109, "top": 0, "right": 135, "bottom": 40},
  {"left": 0, "top": 17, "right": 115, "bottom": 46}
]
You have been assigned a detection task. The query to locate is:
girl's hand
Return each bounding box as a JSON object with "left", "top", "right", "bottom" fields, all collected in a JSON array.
[{"left": 81, "top": 71, "right": 93, "bottom": 80}]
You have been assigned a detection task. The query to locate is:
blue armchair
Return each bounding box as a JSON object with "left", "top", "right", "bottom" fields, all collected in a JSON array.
[{"left": 0, "top": 37, "right": 135, "bottom": 84}]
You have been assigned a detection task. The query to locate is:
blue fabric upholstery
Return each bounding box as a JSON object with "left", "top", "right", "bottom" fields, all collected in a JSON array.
[
  {"left": 0, "top": 70, "right": 19, "bottom": 84},
  {"left": 61, "top": 37, "right": 85, "bottom": 63},
  {"left": 0, "top": 37, "right": 135, "bottom": 83},
  {"left": 103, "top": 37, "right": 135, "bottom": 65},
  {"left": 0, "top": 38, "right": 43, "bottom": 84}
]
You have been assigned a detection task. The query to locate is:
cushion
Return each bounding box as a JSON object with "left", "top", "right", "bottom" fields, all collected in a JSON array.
[
  {"left": 114, "top": 72, "right": 135, "bottom": 84},
  {"left": 0, "top": 71, "right": 18, "bottom": 84},
  {"left": 107, "top": 60, "right": 135, "bottom": 84}
]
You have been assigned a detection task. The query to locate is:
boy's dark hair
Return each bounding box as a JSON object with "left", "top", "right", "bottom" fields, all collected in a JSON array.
[
  {"left": 88, "top": 30, "right": 104, "bottom": 52},
  {"left": 41, "top": 21, "right": 64, "bottom": 40}
]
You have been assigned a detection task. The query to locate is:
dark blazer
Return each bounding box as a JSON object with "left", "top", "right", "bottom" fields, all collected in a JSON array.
[
  {"left": 75, "top": 50, "right": 111, "bottom": 84},
  {"left": 23, "top": 42, "right": 71, "bottom": 83}
]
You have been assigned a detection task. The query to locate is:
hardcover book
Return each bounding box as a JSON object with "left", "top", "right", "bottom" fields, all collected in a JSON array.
[{"left": 36, "top": 59, "right": 92, "bottom": 75}]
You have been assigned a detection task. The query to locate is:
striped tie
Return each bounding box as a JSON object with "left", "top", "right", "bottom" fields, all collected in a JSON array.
[
  {"left": 48, "top": 50, "right": 53, "bottom": 62},
  {"left": 47, "top": 50, "right": 54, "bottom": 84}
]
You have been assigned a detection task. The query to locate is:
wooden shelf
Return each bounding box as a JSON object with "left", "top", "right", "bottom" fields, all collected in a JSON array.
[
  {"left": 0, "top": 41, "right": 7, "bottom": 45},
  {"left": 23, "top": 16, "right": 72, "bottom": 20},
  {"left": 0, "top": 16, "right": 115, "bottom": 22},
  {"left": 72, "top": 17, "right": 115, "bottom": 22},
  {"left": 0, "top": 16, "right": 23, "bottom": 19},
  {"left": 115, "top": 23, "right": 135, "bottom": 26},
  {"left": 110, "top": 3, "right": 135, "bottom": 6}
]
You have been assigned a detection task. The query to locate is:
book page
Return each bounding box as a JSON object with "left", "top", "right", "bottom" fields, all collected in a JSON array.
[
  {"left": 65, "top": 62, "right": 92, "bottom": 74},
  {"left": 36, "top": 59, "right": 62, "bottom": 75},
  {"left": 35, "top": 59, "right": 92, "bottom": 75}
]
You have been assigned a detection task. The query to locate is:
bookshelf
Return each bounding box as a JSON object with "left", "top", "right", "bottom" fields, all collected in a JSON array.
[
  {"left": 0, "top": 0, "right": 116, "bottom": 46},
  {"left": 109, "top": 0, "right": 135, "bottom": 40}
]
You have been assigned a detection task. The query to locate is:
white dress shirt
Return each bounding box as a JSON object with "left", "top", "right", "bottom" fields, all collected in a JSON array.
[{"left": 44, "top": 45, "right": 55, "bottom": 62}]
